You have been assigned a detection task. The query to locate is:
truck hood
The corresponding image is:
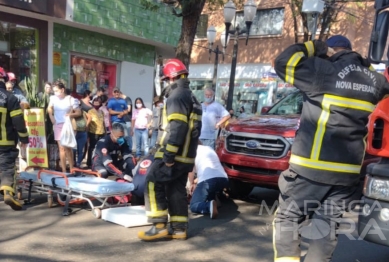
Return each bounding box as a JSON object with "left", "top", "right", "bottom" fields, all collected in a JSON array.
[{"left": 227, "top": 115, "right": 300, "bottom": 136}]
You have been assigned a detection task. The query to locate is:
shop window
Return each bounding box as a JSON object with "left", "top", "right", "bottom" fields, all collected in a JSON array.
[
  {"left": 234, "top": 8, "right": 285, "bottom": 36},
  {"left": 70, "top": 55, "right": 117, "bottom": 98},
  {"left": 195, "top": 14, "right": 209, "bottom": 39},
  {"left": 0, "top": 21, "right": 38, "bottom": 89},
  {"left": 189, "top": 79, "right": 212, "bottom": 103}
]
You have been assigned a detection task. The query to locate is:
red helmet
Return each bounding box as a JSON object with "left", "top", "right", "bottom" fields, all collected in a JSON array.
[
  {"left": 7, "top": 72, "right": 16, "bottom": 81},
  {"left": 161, "top": 59, "right": 188, "bottom": 80},
  {"left": 0, "top": 67, "right": 9, "bottom": 82}
]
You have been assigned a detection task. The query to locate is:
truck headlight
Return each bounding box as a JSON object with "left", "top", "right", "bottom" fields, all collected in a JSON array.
[
  {"left": 285, "top": 137, "right": 294, "bottom": 145},
  {"left": 364, "top": 175, "right": 389, "bottom": 201}
]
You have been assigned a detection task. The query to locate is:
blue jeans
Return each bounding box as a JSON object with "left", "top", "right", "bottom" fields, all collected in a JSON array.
[
  {"left": 73, "top": 131, "right": 87, "bottom": 166},
  {"left": 135, "top": 128, "right": 149, "bottom": 157},
  {"left": 190, "top": 177, "right": 229, "bottom": 214},
  {"left": 200, "top": 139, "right": 215, "bottom": 150},
  {"left": 125, "top": 122, "right": 133, "bottom": 152},
  {"left": 149, "top": 129, "right": 158, "bottom": 148}
]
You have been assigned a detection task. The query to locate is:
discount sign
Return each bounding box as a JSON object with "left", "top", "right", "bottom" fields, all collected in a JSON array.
[{"left": 24, "top": 108, "right": 48, "bottom": 168}]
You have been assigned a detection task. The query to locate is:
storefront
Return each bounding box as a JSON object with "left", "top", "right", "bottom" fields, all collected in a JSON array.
[
  {"left": 69, "top": 54, "right": 118, "bottom": 98},
  {"left": 188, "top": 64, "right": 297, "bottom": 116},
  {"left": 0, "top": 11, "right": 48, "bottom": 90}
]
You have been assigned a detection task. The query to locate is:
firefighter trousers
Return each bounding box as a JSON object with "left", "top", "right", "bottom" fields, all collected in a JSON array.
[
  {"left": 144, "top": 159, "right": 192, "bottom": 230},
  {"left": 0, "top": 148, "right": 19, "bottom": 194},
  {"left": 273, "top": 169, "right": 358, "bottom": 262}
]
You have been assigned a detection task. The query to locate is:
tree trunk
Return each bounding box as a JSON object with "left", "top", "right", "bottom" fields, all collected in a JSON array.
[
  {"left": 175, "top": 0, "right": 206, "bottom": 67},
  {"left": 290, "top": 0, "right": 299, "bottom": 43}
]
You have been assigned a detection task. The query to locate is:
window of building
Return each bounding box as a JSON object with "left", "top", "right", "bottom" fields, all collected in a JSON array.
[
  {"left": 195, "top": 14, "right": 208, "bottom": 39},
  {"left": 0, "top": 21, "right": 38, "bottom": 89},
  {"left": 70, "top": 54, "right": 118, "bottom": 98},
  {"left": 234, "top": 8, "right": 285, "bottom": 36}
]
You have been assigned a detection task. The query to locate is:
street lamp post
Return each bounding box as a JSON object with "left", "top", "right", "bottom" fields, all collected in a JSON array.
[
  {"left": 302, "top": 0, "right": 325, "bottom": 40},
  {"left": 223, "top": 0, "right": 257, "bottom": 111},
  {"left": 206, "top": 26, "right": 225, "bottom": 90}
]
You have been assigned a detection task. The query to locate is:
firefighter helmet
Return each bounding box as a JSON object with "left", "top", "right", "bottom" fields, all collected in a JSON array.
[
  {"left": 161, "top": 59, "right": 188, "bottom": 80},
  {"left": 7, "top": 72, "right": 16, "bottom": 81}
]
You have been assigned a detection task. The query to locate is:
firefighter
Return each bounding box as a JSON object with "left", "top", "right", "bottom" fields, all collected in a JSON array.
[
  {"left": 137, "top": 59, "right": 202, "bottom": 241},
  {"left": 92, "top": 122, "right": 136, "bottom": 181},
  {"left": 272, "top": 36, "right": 389, "bottom": 262},
  {"left": 0, "top": 67, "right": 29, "bottom": 210}
]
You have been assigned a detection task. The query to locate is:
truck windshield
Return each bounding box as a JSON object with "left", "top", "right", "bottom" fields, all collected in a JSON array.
[{"left": 267, "top": 91, "right": 303, "bottom": 115}]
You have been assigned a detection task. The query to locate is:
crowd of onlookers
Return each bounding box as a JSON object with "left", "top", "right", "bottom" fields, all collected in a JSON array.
[{"left": 33, "top": 81, "right": 161, "bottom": 172}]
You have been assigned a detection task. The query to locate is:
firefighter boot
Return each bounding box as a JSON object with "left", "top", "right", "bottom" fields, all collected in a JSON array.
[
  {"left": 2, "top": 186, "right": 22, "bottom": 211},
  {"left": 138, "top": 223, "right": 169, "bottom": 241},
  {"left": 168, "top": 227, "right": 187, "bottom": 240}
]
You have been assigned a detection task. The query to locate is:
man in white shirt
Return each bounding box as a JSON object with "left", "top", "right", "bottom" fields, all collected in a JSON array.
[
  {"left": 199, "top": 88, "right": 230, "bottom": 150},
  {"left": 188, "top": 144, "right": 229, "bottom": 219}
]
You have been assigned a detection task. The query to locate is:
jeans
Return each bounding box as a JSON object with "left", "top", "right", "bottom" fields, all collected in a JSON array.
[
  {"left": 125, "top": 121, "right": 133, "bottom": 152},
  {"left": 189, "top": 177, "right": 229, "bottom": 214},
  {"left": 149, "top": 129, "right": 158, "bottom": 148},
  {"left": 200, "top": 139, "right": 215, "bottom": 150},
  {"left": 87, "top": 132, "right": 104, "bottom": 167},
  {"left": 73, "top": 131, "right": 87, "bottom": 166},
  {"left": 135, "top": 128, "right": 149, "bottom": 157}
]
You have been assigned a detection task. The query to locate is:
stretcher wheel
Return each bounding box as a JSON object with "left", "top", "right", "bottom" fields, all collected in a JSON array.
[
  {"left": 17, "top": 189, "right": 22, "bottom": 200},
  {"left": 48, "top": 195, "right": 54, "bottom": 208},
  {"left": 92, "top": 208, "right": 101, "bottom": 219}
]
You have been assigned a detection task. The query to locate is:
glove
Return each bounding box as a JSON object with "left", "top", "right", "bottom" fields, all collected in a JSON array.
[
  {"left": 312, "top": 40, "right": 328, "bottom": 58},
  {"left": 123, "top": 174, "right": 133, "bottom": 182}
]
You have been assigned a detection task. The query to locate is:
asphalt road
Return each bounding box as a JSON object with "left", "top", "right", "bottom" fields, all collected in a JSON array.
[{"left": 1, "top": 187, "right": 389, "bottom": 262}]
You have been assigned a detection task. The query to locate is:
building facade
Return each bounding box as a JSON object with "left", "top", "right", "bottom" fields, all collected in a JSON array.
[
  {"left": 189, "top": 0, "right": 379, "bottom": 115},
  {"left": 0, "top": 0, "right": 180, "bottom": 108}
]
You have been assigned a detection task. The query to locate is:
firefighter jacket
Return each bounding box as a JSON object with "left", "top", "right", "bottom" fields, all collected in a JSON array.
[
  {"left": 0, "top": 84, "right": 28, "bottom": 150},
  {"left": 275, "top": 41, "right": 389, "bottom": 186},
  {"left": 92, "top": 134, "right": 133, "bottom": 177},
  {"left": 155, "top": 78, "right": 202, "bottom": 166}
]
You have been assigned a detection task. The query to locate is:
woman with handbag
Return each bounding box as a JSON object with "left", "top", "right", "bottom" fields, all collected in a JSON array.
[
  {"left": 47, "top": 81, "right": 81, "bottom": 172},
  {"left": 72, "top": 110, "right": 90, "bottom": 168}
]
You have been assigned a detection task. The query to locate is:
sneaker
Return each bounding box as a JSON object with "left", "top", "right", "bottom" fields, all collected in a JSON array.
[
  {"left": 138, "top": 223, "right": 169, "bottom": 241},
  {"left": 4, "top": 190, "right": 23, "bottom": 211},
  {"left": 210, "top": 200, "right": 218, "bottom": 219}
]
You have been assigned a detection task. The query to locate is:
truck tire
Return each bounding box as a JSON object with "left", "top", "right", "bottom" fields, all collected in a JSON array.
[{"left": 228, "top": 179, "right": 254, "bottom": 199}]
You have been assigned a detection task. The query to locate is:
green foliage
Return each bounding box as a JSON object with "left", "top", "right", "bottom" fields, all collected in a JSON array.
[{"left": 25, "top": 77, "right": 44, "bottom": 108}]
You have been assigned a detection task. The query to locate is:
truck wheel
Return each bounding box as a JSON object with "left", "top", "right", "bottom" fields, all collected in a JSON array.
[{"left": 228, "top": 179, "right": 254, "bottom": 199}]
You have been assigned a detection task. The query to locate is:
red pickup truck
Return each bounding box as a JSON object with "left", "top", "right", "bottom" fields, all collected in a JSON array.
[{"left": 216, "top": 91, "right": 379, "bottom": 198}]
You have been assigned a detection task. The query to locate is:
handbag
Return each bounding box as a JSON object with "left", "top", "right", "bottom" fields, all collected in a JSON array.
[
  {"left": 60, "top": 116, "right": 77, "bottom": 148},
  {"left": 73, "top": 112, "right": 87, "bottom": 132}
]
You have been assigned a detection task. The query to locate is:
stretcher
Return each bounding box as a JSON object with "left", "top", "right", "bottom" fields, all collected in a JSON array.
[{"left": 17, "top": 167, "right": 135, "bottom": 218}]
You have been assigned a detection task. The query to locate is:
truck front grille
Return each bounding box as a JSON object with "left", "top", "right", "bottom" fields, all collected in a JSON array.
[{"left": 226, "top": 132, "right": 290, "bottom": 158}]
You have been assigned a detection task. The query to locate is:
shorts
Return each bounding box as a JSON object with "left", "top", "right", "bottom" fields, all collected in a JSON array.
[{"left": 54, "top": 123, "right": 64, "bottom": 141}]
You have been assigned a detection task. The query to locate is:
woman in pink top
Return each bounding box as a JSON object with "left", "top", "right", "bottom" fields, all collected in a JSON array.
[{"left": 131, "top": 97, "right": 152, "bottom": 160}]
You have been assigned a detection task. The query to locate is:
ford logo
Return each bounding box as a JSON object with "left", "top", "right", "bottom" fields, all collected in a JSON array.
[{"left": 246, "top": 140, "right": 259, "bottom": 149}]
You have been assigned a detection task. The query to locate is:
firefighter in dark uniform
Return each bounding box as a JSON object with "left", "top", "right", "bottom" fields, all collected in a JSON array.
[
  {"left": 0, "top": 67, "right": 29, "bottom": 211},
  {"left": 138, "top": 59, "right": 202, "bottom": 241},
  {"left": 272, "top": 35, "right": 389, "bottom": 262},
  {"left": 92, "top": 122, "right": 136, "bottom": 181}
]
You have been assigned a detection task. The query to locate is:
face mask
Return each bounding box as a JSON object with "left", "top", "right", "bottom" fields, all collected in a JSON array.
[
  {"left": 230, "top": 113, "right": 234, "bottom": 117},
  {"left": 204, "top": 97, "right": 213, "bottom": 103},
  {"left": 136, "top": 103, "right": 142, "bottom": 109},
  {"left": 54, "top": 91, "right": 61, "bottom": 97},
  {"left": 157, "top": 103, "right": 163, "bottom": 108},
  {"left": 117, "top": 137, "right": 125, "bottom": 146},
  {"left": 93, "top": 105, "right": 101, "bottom": 110}
]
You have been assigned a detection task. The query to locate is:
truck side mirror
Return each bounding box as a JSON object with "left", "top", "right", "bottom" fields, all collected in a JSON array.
[
  {"left": 369, "top": 1, "right": 389, "bottom": 63},
  {"left": 261, "top": 106, "right": 272, "bottom": 114}
]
